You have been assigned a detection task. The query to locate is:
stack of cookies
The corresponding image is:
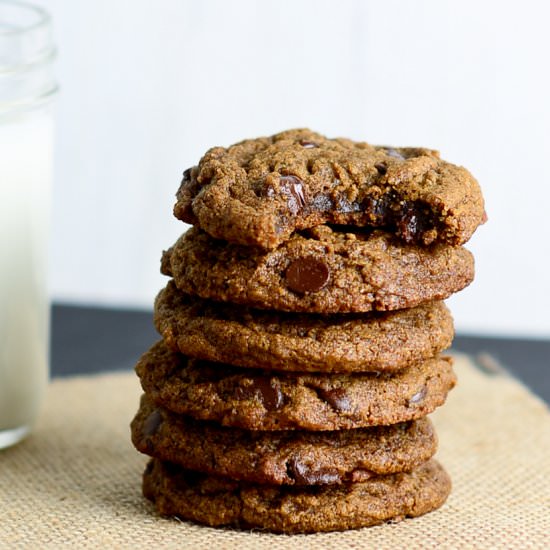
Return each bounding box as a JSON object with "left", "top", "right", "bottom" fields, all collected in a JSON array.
[{"left": 131, "top": 129, "right": 485, "bottom": 533}]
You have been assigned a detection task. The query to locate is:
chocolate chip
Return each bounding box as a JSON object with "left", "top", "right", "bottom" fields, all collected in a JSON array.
[
  {"left": 181, "top": 167, "right": 193, "bottom": 183},
  {"left": 160, "top": 249, "right": 173, "bottom": 277},
  {"left": 481, "top": 210, "right": 488, "bottom": 223},
  {"left": 176, "top": 167, "right": 201, "bottom": 222},
  {"left": 363, "top": 193, "right": 435, "bottom": 243},
  {"left": 409, "top": 386, "right": 427, "bottom": 406},
  {"left": 318, "top": 388, "right": 352, "bottom": 412},
  {"left": 279, "top": 175, "right": 306, "bottom": 215},
  {"left": 384, "top": 147, "right": 405, "bottom": 160},
  {"left": 298, "top": 139, "right": 318, "bottom": 148},
  {"left": 235, "top": 378, "right": 284, "bottom": 411},
  {"left": 180, "top": 468, "right": 208, "bottom": 489},
  {"left": 363, "top": 194, "right": 393, "bottom": 224},
  {"left": 397, "top": 207, "right": 420, "bottom": 243},
  {"left": 143, "top": 409, "right": 163, "bottom": 437},
  {"left": 397, "top": 201, "right": 435, "bottom": 244},
  {"left": 375, "top": 163, "right": 388, "bottom": 175},
  {"left": 287, "top": 458, "right": 341, "bottom": 485},
  {"left": 256, "top": 378, "right": 284, "bottom": 410},
  {"left": 285, "top": 257, "right": 330, "bottom": 293}
]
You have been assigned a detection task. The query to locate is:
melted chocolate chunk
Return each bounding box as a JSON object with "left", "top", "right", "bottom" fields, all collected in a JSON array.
[
  {"left": 235, "top": 378, "right": 284, "bottom": 411},
  {"left": 285, "top": 257, "right": 330, "bottom": 293},
  {"left": 182, "top": 167, "right": 193, "bottom": 184},
  {"left": 287, "top": 458, "right": 341, "bottom": 485},
  {"left": 397, "top": 206, "right": 420, "bottom": 243},
  {"left": 318, "top": 388, "right": 353, "bottom": 413},
  {"left": 375, "top": 163, "right": 388, "bottom": 175},
  {"left": 398, "top": 202, "right": 435, "bottom": 243},
  {"left": 176, "top": 167, "right": 200, "bottom": 222},
  {"left": 361, "top": 193, "right": 436, "bottom": 243},
  {"left": 363, "top": 195, "right": 393, "bottom": 225},
  {"left": 280, "top": 175, "right": 306, "bottom": 215},
  {"left": 176, "top": 468, "right": 210, "bottom": 491},
  {"left": 143, "top": 409, "right": 163, "bottom": 437}
]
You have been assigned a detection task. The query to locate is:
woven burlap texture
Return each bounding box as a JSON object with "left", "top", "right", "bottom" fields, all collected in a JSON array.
[{"left": 1, "top": 354, "right": 548, "bottom": 549}]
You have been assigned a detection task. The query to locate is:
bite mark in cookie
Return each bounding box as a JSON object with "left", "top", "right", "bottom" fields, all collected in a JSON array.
[{"left": 174, "top": 128, "right": 485, "bottom": 249}]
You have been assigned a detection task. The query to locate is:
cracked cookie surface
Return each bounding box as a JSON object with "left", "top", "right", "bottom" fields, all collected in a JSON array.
[
  {"left": 132, "top": 395, "right": 438, "bottom": 485},
  {"left": 163, "top": 225, "right": 474, "bottom": 313},
  {"left": 155, "top": 280, "right": 454, "bottom": 373},
  {"left": 142, "top": 458, "right": 452, "bottom": 533},
  {"left": 135, "top": 341, "right": 456, "bottom": 431},
  {"left": 174, "top": 128, "right": 485, "bottom": 250}
]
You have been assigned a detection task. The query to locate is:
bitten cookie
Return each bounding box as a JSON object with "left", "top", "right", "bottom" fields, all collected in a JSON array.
[
  {"left": 163, "top": 225, "right": 474, "bottom": 313},
  {"left": 155, "top": 281, "right": 454, "bottom": 373},
  {"left": 143, "top": 458, "right": 452, "bottom": 533},
  {"left": 132, "top": 395, "right": 438, "bottom": 485},
  {"left": 135, "top": 341, "right": 456, "bottom": 431},
  {"left": 174, "top": 128, "right": 485, "bottom": 250}
]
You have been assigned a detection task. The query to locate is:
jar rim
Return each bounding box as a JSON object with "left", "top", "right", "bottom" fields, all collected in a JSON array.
[{"left": 0, "top": 0, "right": 50, "bottom": 36}]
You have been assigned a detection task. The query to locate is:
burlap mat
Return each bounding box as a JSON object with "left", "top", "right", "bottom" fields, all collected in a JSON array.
[{"left": 1, "top": 354, "right": 548, "bottom": 549}]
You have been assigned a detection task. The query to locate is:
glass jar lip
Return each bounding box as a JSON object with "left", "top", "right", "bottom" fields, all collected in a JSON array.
[{"left": 0, "top": 0, "right": 50, "bottom": 36}]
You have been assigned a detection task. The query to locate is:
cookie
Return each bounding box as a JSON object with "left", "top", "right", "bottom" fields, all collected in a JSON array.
[
  {"left": 142, "top": 458, "right": 451, "bottom": 533},
  {"left": 163, "top": 225, "right": 474, "bottom": 313},
  {"left": 174, "top": 128, "right": 485, "bottom": 250},
  {"left": 136, "top": 341, "right": 456, "bottom": 431},
  {"left": 155, "top": 280, "right": 454, "bottom": 373},
  {"left": 132, "top": 395, "right": 438, "bottom": 485}
]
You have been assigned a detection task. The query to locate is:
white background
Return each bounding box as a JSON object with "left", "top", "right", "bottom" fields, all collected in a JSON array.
[{"left": 36, "top": 0, "right": 550, "bottom": 338}]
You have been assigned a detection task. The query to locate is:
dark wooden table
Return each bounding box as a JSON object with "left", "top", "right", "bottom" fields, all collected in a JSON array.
[{"left": 51, "top": 304, "right": 550, "bottom": 404}]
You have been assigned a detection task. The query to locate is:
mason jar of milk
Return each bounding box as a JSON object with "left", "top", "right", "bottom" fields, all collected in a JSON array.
[{"left": 0, "top": 1, "right": 57, "bottom": 448}]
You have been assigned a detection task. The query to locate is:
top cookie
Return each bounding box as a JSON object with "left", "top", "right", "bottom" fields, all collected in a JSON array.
[{"left": 174, "top": 129, "right": 485, "bottom": 250}]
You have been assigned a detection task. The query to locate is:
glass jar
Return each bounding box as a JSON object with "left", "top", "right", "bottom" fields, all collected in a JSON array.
[{"left": 0, "top": 0, "right": 57, "bottom": 448}]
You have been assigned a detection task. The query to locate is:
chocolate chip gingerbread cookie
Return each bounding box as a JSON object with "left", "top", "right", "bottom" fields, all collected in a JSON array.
[
  {"left": 163, "top": 225, "right": 474, "bottom": 313},
  {"left": 174, "top": 128, "right": 485, "bottom": 250},
  {"left": 136, "top": 341, "right": 456, "bottom": 431},
  {"left": 155, "top": 281, "right": 454, "bottom": 373},
  {"left": 143, "top": 458, "right": 452, "bottom": 533},
  {"left": 132, "top": 395, "right": 438, "bottom": 485}
]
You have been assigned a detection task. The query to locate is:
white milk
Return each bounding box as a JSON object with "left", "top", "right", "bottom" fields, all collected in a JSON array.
[{"left": 0, "top": 107, "right": 52, "bottom": 445}]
